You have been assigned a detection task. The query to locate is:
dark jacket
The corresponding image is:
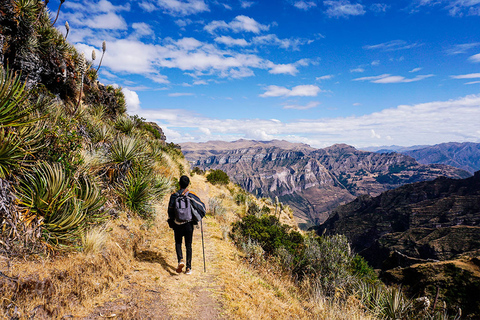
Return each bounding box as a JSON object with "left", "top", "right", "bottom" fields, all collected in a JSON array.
[{"left": 168, "top": 188, "right": 206, "bottom": 224}]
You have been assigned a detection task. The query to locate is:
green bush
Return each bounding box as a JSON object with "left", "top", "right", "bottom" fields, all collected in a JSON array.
[
  {"left": 191, "top": 166, "right": 204, "bottom": 175},
  {"left": 231, "top": 214, "right": 377, "bottom": 298},
  {"left": 206, "top": 169, "right": 230, "bottom": 185}
]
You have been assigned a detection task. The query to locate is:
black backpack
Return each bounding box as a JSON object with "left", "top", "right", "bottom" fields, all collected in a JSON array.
[{"left": 174, "top": 191, "right": 192, "bottom": 222}]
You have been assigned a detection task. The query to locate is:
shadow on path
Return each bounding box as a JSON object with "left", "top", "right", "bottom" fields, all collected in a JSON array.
[{"left": 135, "top": 250, "right": 177, "bottom": 276}]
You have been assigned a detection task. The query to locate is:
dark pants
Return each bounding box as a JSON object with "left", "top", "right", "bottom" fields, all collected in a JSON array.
[{"left": 174, "top": 222, "right": 194, "bottom": 269}]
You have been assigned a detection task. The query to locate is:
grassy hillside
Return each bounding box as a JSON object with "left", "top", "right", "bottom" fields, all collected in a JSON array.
[{"left": 0, "top": 1, "right": 465, "bottom": 319}]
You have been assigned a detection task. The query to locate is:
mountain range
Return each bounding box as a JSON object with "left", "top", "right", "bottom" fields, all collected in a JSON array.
[
  {"left": 181, "top": 140, "right": 470, "bottom": 228},
  {"left": 363, "top": 142, "right": 480, "bottom": 174}
]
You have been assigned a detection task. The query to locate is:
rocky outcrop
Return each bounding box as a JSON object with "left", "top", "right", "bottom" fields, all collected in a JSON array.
[{"left": 182, "top": 140, "right": 471, "bottom": 227}]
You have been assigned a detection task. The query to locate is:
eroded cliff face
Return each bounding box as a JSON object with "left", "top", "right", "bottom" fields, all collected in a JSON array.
[{"left": 183, "top": 141, "right": 471, "bottom": 227}]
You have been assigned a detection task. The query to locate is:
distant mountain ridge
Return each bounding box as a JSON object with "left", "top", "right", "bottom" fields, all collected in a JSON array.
[
  {"left": 181, "top": 140, "right": 471, "bottom": 227},
  {"left": 364, "top": 142, "right": 480, "bottom": 174}
]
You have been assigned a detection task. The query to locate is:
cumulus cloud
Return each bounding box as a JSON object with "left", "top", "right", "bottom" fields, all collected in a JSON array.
[
  {"left": 260, "top": 85, "right": 322, "bottom": 97},
  {"left": 204, "top": 15, "right": 269, "bottom": 34},
  {"left": 353, "top": 74, "right": 434, "bottom": 83},
  {"left": 214, "top": 36, "right": 249, "bottom": 46},
  {"left": 363, "top": 40, "right": 419, "bottom": 51},
  {"left": 323, "top": 0, "right": 366, "bottom": 18},
  {"left": 63, "top": 0, "right": 129, "bottom": 29},
  {"left": 132, "top": 22, "right": 154, "bottom": 38},
  {"left": 132, "top": 94, "right": 480, "bottom": 147},
  {"left": 123, "top": 88, "right": 141, "bottom": 112}
]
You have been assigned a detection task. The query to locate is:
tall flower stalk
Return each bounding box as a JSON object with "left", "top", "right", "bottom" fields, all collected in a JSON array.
[
  {"left": 52, "top": 0, "right": 66, "bottom": 26},
  {"left": 96, "top": 41, "right": 106, "bottom": 73}
]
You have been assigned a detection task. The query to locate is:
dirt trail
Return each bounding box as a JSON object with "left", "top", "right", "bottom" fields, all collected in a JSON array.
[{"left": 83, "top": 184, "right": 225, "bottom": 319}]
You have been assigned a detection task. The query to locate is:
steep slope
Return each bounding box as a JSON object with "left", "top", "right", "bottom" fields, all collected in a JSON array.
[
  {"left": 182, "top": 141, "right": 471, "bottom": 227},
  {"left": 316, "top": 172, "right": 480, "bottom": 317},
  {"left": 402, "top": 142, "right": 480, "bottom": 174}
]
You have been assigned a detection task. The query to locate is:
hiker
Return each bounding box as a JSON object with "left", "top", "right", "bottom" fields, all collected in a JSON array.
[{"left": 167, "top": 175, "right": 206, "bottom": 275}]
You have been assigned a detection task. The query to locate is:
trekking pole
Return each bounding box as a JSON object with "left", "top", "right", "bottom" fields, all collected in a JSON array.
[{"left": 201, "top": 219, "right": 206, "bottom": 272}]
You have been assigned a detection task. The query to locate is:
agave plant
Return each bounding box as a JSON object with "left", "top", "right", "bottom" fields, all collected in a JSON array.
[
  {"left": 75, "top": 172, "right": 105, "bottom": 218},
  {"left": 114, "top": 114, "right": 135, "bottom": 134},
  {"left": 0, "top": 130, "right": 24, "bottom": 178},
  {"left": 0, "top": 68, "right": 36, "bottom": 128},
  {"left": 151, "top": 174, "right": 173, "bottom": 198},
  {"left": 104, "top": 136, "right": 147, "bottom": 182},
  {"left": 17, "top": 162, "right": 86, "bottom": 244},
  {"left": 117, "top": 170, "right": 154, "bottom": 218}
]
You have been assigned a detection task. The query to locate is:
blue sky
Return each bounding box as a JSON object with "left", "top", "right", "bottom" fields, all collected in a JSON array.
[{"left": 52, "top": 0, "right": 480, "bottom": 148}]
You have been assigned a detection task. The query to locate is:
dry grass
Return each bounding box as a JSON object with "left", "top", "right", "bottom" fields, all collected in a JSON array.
[
  {"left": 81, "top": 225, "right": 109, "bottom": 255},
  {"left": 0, "top": 173, "right": 372, "bottom": 319}
]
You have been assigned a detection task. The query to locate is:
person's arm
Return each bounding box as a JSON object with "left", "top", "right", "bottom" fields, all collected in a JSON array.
[{"left": 167, "top": 193, "right": 177, "bottom": 220}]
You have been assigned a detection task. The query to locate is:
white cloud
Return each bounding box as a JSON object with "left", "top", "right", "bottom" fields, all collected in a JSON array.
[
  {"left": 139, "top": 1, "right": 157, "bottom": 12},
  {"left": 447, "top": 43, "right": 480, "bottom": 55},
  {"left": 269, "top": 64, "right": 299, "bottom": 75},
  {"left": 214, "top": 36, "right": 249, "bottom": 46},
  {"left": 252, "top": 34, "right": 311, "bottom": 50},
  {"left": 350, "top": 68, "right": 365, "bottom": 73},
  {"left": 450, "top": 73, "right": 480, "bottom": 79},
  {"left": 371, "top": 60, "right": 380, "bottom": 66},
  {"left": 155, "top": 0, "right": 209, "bottom": 16},
  {"left": 294, "top": 1, "right": 317, "bottom": 10},
  {"left": 370, "top": 129, "right": 381, "bottom": 139},
  {"left": 123, "top": 88, "right": 141, "bottom": 112},
  {"left": 466, "top": 81, "right": 480, "bottom": 84},
  {"left": 323, "top": 0, "right": 366, "bottom": 18},
  {"left": 409, "top": 67, "right": 422, "bottom": 73},
  {"left": 132, "top": 22, "right": 154, "bottom": 38},
  {"left": 169, "top": 92, "right": 195, "bottom": 97},
  {"left": 204, "top": 15, "right": 269, "bottom": 34},
  {"left": 317, "top": 74, "right": 334, "bottom": 81},
  {"left": 133, "top": 94, "right": 480, "bottom": 147},
  {"left": 64, "top": 0, "right": 129, "bottom": 29},
  {"left": 283, "top": 101, "right": 320, "bottom": 110},
  {"left": 354, "top": 74, "right": 434, "bottom": 83},
  {"left": 240, "top": 1, "right": 255, "bottom": 8},
  {"left": 469, "top": 53, "right": 480, "bottom": 62},
  {"left": 364, "top": 40, "right": 419, "bottom": 51},
  {"left": 260, "top": 85, "right": 322, "bottom": 97}
]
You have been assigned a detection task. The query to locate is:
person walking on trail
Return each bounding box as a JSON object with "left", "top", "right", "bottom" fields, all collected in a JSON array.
[{"left": 168, "top": 175, "right": 206, "bottom": 275}]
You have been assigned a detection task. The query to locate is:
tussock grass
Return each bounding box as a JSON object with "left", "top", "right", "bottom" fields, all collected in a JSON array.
[{"left": 81, "top": 226, "right": 109, "bottom": 254}]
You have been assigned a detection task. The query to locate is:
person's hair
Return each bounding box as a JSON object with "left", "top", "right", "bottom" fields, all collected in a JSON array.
[{"left": 179, "top": 175, "right": 190, "bottom": 189}]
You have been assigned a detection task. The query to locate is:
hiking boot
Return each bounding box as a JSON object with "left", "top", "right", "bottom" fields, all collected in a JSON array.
[
  {"left": 176, "top": 261, "right": 185, "bottom": 273},
  {"left": 185, "top": 268, "right": 192, "bottom": 275}
]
